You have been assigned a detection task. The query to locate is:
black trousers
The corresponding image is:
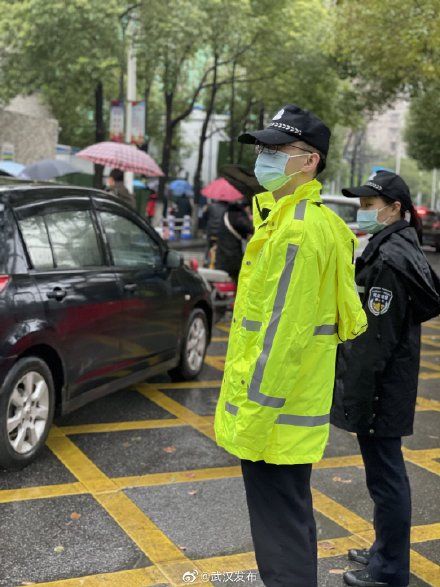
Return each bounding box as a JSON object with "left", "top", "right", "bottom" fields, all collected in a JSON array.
[
  {"left": 241, "top": 459, "right": 317, "bottom": 587},
  {"left": 357, "top": 435, "right": 411, "bottom": 587}
]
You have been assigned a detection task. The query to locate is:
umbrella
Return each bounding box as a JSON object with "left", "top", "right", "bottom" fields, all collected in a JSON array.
[
  {"left": 0, "top": 161, "right": 25, "bottom": 177},
  {"left": 76, "top": 141, "right": 164, "bottom": 177},
  {"left": 168, "top": 179, "right": 194, "bottom": 196},
  {"left": 19, "top": 159, "right": 79, "bottom": 180},
  {"left": 201, "top": 178, "right": 244, "bottom": 202}
]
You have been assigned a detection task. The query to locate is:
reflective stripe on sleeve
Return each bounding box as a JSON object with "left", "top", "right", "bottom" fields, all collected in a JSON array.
[
  {"left": 225, "top": 402, "right": 238, "bottom": 415},
  {"left": 294, "top": 199, "right": 307, "bottom": 220},
  {"left": 313, "top": 323, "right": 338, "bottom": 335},
  {"left": 242, "top": 318, "right": 262, "bottom": 332},
  {"left": 247, "top": 243, "right": 299, "bottom": 408},
  {"left": 276, "top": 413, "right": 330, "bottom": 426}
]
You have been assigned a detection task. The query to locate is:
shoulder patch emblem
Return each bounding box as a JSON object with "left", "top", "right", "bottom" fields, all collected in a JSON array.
[{"left": 368, "top": 287, "right": 393, "bottom": 316}]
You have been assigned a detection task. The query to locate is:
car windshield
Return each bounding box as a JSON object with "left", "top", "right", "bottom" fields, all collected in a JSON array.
[{"left": 325, "top": 202, "right": 358, "bottom": 223}]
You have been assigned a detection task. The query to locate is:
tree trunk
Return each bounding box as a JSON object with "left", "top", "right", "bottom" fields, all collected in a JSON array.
[
  {"left": 159, "top": 91, "right": 174, "bottom": 203},
  {"left": 228, "top": 60, "right": 237, "bottom": 164},
  {"left": 237, "top": 96, "right": 254, "bottom": 164},
  {"left": 93, "top": 80, "right": 105, "bottom": 189},
  {"left": 193, "top": 56, "right": 219, "bottom": 235},
  {"left": 258, "top": 102, "right": 265, "bottom": 129},
  {"left": 143, "top": 83, "right": 151, "bottom": 151}
]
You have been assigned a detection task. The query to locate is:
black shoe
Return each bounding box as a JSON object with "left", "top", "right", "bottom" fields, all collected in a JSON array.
[
  {"left": 343, "top": 569, "right": 389, "bottom": 586},
  {"left": 348, "top": 548, "right": 371, "bottom": 565}
]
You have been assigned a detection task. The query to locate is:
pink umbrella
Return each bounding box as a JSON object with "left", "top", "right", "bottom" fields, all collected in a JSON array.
[
  {"left": 76, "top": 142, "right": 164, "bottom": 176},
  {"left": 201, "top": 178, "right": 244, "bottom": 202}
]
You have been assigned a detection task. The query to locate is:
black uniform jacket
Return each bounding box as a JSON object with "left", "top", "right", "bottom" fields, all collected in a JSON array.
[
  {"left": 215, "top": 203, "right": 253, "bottom": 281},
  {"left": 331, "top": 220, "right": 440, "bottom": 437}
]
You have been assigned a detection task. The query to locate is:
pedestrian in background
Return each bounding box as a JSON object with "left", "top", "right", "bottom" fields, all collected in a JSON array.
[
  {"left": 331, "top": 171, "right": 440, "bottom": 587},
  {"left": 214, "top": 104, "right": 368, "bottom": 587},
  {"left": 106, "top": 168, "right": 136, "bottom": 209},
  {"left": 215, "top": 200, "right": 253, "bottom": 282}
]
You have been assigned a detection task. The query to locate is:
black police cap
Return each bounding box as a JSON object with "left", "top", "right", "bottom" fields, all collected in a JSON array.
[
  {"left": 342, "top": 170, "right": 413, "bottom": 211},
  {"left": 238, "top": 104, "right": 331, "bottom": 159}
]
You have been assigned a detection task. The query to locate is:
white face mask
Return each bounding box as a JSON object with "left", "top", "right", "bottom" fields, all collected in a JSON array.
[{"left": 254, "top": 151, "right": 309, "bottom": 192}]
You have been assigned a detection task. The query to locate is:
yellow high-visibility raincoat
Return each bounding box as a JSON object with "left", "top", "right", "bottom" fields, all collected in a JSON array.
[{"left": 214, "top": 179, "right": 367, "bottom": 464}]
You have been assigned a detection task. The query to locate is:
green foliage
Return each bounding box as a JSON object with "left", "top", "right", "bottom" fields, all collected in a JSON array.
[
  {"left": 334, "top": 0, "right": 440, "bottom": 111},
  {"left": 405, "top": 84, "right": 440, "bottom": 170},
  {"left": 0, "top": 0, "right": 123, "bottom": 146}
]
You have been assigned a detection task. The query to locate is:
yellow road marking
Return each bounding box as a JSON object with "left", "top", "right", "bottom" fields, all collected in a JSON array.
[
  {"left": 314, "top": 455, "right": 364, "bottom": 469},
  {"left": 46, "top": 427, "right": 214, "bottom": 586},
  {"left": 46, "top": 431, "right": 117, "bottom": 494},
  {"left": 415, "top": 397, "right": 440, "bottom": 412},
  {"left": 0, "top": 482, "right": 86, "bottom": 504},
  {"left": 312, "top": 488, "right": 440, "bottom": 585},
  {"left": 211, "top": 336, "right": 228, "bottom": 342},
  {"left": 136, "top": 385, "right": 215, "bottom": 440},
  {"left": 203, "top": 356, "right": 225, "bottom": 371},
  {"left": 215, "top": 323, "right": 230, "bottom": 334},
  {"left": 32, "top": 566, "right": 164, "bottom": 586},
  {"left": 419, "top": 372, "right": 440, "bottom": 380},
  {"left": 424, "top": 322, "right": 440, "bottom": 331},
  {"left": 422, "top": 336, "right": 440, "bottom": 348},
  {"left": 409, "top": 550, "right": 440, "bottom": 587},
  {"left": 312, "top": 489, "right": 371, "bottom": 533},
  {"left": 420, "top": 359, "right": 440, "bottom": 372},
  {"left": 115, "top": 466, "right": 242, "bottom": 490},
  {"left": 59, "top": 418, "right": 184, "bottom": 435},
  {"left": 153, "top": 380, "right": 222, "bottom": 390},
  {"left": 422, "top": 350, "right": 440, "bottom": 356}
]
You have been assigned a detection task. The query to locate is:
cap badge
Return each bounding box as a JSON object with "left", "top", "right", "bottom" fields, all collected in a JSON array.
[
  {"left": 272, "top": 109, "right": 284, "bottom": 121},
  {"left": 366, "top": 181, "right": 383, "bottom": 191}
]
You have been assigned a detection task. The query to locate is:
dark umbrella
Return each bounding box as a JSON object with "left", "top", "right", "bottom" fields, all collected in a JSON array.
[
  {"left": 19, "top": 159, "right": 79, "bottom": 180},
  {"left": 218, "top": 164, "right": 263, "bottom": 200}
]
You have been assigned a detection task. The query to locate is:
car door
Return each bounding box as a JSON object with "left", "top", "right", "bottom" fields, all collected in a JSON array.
[
  {"left": 15, "top": 193, "right": 125, "bottom": 399},
  {"left": 93, "top": 198, "right": 184, "bottom": 373}
]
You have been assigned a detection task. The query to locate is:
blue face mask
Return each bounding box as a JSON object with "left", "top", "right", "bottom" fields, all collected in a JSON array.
[
  {"left": 356, "top": 205, "right": 391, "bottom": 234},
  {"left": 254, "top": 151, "right": 308, "bottom": 192}
]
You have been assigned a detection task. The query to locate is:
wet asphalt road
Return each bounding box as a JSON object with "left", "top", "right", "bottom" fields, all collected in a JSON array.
[{"left": 0, "top": 251, "right": 438, "bottom": 587}]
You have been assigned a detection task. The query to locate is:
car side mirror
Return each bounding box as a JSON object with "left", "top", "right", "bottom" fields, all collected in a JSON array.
[{"left": 165, "top": 249, "right": 183, "bottom": 269}]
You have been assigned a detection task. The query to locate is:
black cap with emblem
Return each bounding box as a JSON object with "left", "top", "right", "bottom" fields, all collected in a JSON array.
[
  {"left": 238, "top": 104, "right": 331, "bottom": 159},
  {"left": 342, "top": 170, "right": 413, "bottom": 211}
]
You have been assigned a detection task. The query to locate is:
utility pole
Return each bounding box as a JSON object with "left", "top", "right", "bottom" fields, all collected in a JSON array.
[{"left": 124, "top": 17, "right": 137, "bottom": 193}]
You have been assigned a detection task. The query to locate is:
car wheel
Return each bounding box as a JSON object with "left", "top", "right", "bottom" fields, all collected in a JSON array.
[
  {"left": 170, "top": 309, "right": 209, "bottom": 380},
  {"left": 0, "top": 357, "right": 55, "bottom": 470}
]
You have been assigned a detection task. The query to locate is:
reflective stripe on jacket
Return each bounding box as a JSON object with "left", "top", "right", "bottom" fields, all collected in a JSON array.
[{"left": 214, "top": 179, "right": 367, "bottom": 464}]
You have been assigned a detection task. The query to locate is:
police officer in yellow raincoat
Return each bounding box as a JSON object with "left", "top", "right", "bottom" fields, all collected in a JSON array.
[{"left": 214, "top": 104, "right": 367, "bottom": 587}]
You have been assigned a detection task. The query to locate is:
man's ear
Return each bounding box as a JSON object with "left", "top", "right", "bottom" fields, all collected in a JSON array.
[{"left": 302, "top": 153, "right": 319, "bottom": 174}]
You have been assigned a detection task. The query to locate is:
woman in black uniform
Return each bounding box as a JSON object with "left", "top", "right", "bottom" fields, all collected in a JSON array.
[{"left": 331, "top": 171, "right": 440, "bottom": 587}]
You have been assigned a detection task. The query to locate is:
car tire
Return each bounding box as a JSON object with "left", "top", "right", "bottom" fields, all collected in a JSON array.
[
  {"left": 0, "top": 357, "right": 55, "bottom": 470},
  {"left": 170, "top": 308, "right": 209, "bottom": 380}
]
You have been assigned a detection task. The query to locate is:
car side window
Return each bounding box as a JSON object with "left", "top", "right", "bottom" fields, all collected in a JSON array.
[
  {"left": 99, "top": 212, "right": 162, "bottom": 269},
  {"left": 19, "top": 216, "right": 54, "bottom": 270},
  {"left": 44, "top": 210, "right": 102, "bottom": 269}
]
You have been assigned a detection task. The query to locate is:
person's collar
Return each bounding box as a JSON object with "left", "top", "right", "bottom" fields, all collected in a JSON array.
[
  {"left": 275, "top": 179, "right": 322, "bottom": 210},
  {"left": 360, "top": 219, "right": 409, "bottom": 264}
]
